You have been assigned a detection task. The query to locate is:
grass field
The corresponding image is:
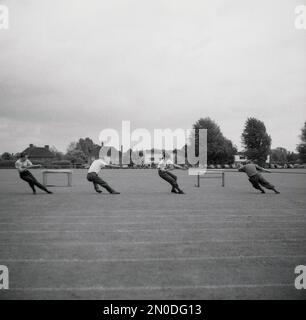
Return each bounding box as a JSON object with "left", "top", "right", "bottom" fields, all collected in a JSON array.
[{"left": 0, "top": 168, "right": 306, "bottom": 299}]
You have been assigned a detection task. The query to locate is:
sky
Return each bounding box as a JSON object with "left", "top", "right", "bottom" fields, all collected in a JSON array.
[{"left": 0, "top": 0, "right": 305, "bottom": 153}]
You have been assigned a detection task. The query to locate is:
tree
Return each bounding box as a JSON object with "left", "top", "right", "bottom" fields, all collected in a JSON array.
[
  {"left": 241, "top": 117, "right": 271, "bottom": 166},
  {"left": 65, "top": 141, "right": 87, "bottom": 164},
  {"left": 65, "top": 149, "right": 87, "bottom": 164},
  {"left": 190, "top": 117, "right": 237, "bottom": 165},
  {"left": 1, "top": 152, "right": 13, "bottom": 160},
  {"left": 66, "top": 138, "right": 100, "bottom": 163},
  {"left": 67, "top": 142, "right": 78, "bottom": 153},
  {"left": 50, "top": 146, "right": 64, "bottom": 160},
  {"left": 270, "top": 147, "right": 288, "bottom": 165},
  {"left": 221, "top": 138, "right": 237, "bottom": 164},
  {"left": 77, "top": 138, "right": 98, "bottom": 156},
  {"left": 297, "top": 122, "right": 306, "bottom": 163},
  {"left": 287, "top": 152, "right": 299, "bottom": 164}
]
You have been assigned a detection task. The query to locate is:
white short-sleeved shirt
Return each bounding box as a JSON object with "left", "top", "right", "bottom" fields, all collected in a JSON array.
[
  {"left": 88, "top": 159, "right": 107, "bottom": 174},
  {"left": 15, "top": 159, "right": 33, "bottom": 173},
  {"left": 157, "top": 159, "right": 174, "bottom": 171}
]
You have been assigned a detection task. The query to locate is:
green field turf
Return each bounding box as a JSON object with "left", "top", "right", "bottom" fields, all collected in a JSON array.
[{"left": 0, "top": 169, "right": 306, "bottom": 299}]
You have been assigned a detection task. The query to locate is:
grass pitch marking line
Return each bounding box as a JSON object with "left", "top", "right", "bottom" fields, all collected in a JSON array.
[
  {"left": 0, "top": 222, "right": 305, "bottom": 229},
  {"left": 1, "top": 213, "right": 305, "bottom": 220},
  {"left": 2, "top": 255, "right": 306, "bottom": 263},
  {"left": 2, "top": 239, "right": 306, "bottom": 247},
  {"left": 1, "top": 226, "right": 306, "bottom": 233},
  {"left": 3, "top": 208, "right": 306, "bottom": 214},
  {"left": 1, "top": 215, "right": 306, "bottom": 219},
  {"left": 8, "top": 283, "right": 295, "bottom": 291},
  {"left": 2, "top": 239, "right": 306, "bottom": 246},
  {"left": 3, "top": 209, "right": 306, "bottom": 215},
  {"left": 1, "top": 219, "right": 306, "bottom": 225}
]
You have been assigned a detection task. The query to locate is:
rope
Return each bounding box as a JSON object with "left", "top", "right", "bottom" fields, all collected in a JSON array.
[{"left": 209, "top": 170, "right": 306, "bottom": 175}]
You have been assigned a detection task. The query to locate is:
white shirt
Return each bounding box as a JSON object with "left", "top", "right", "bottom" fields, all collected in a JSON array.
[
  {"left": 15, "top": 159, "right": 33, "bottom": 173},
  {"left": 157, "top": 159, "right": 174, "bottom": 171},
  {"left": 88, "top": 159, "right": 107, "bottom": 174}
]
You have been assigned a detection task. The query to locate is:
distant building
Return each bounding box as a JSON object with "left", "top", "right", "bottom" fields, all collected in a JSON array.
[
  {"left": 234, "top": 153, "right": 247, "bottom": 165},
  {"left": 234, "top": 153, "right": 270, "bottom": 165},
  {"left": 143, "top": 149, "right": 184, "bottom": 165},
  {"left": 143, "top": 150, "right": 163, "bottom": 165},
  {"left": 22, "top": 144, "right": 55, "bottom": 162},
  {"left": 87, "top": 146, "right": 181, "bottom": 166}
]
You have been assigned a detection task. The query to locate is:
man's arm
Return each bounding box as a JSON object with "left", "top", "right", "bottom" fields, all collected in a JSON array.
[
  {"left": 173, "top": 164, "right": 188, "bottom": 170},
  {"left": 26, "top": 161, "right": 42, "bottom": 169},
  {"left": 238, "top": 165, "right": 245, "bottom": 172},
  {"left": 105, "top": 164, "right": 121, "bottom": 169},
  {"left": 15, "top": 161, "right": 41, "bottom": 171},
  {"left": 26, "top": 164, "right": 42, "bottom": 169},
  {"left": 15, "top": 161, "right": 22, "bottom": 170},
  {"left": 256, "top": 165, "right": 270, "bottom": 173}
]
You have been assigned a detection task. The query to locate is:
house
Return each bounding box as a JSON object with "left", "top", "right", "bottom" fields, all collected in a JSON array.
[
  {"left": 234, "top": 153, "right": 247, "bottom": 166},
  {"left": 143, "top": 149, "right": 183, "bottom": 166},
  {"left": 87, "top": 146, "right": 181, "bottom": 166},
  {"left": 22, "top": 144, "right": 55, "bottom": 162},
  {"left": 234, "top": 153, "right": 270, "bottom": 166},
  {"left": 143, "top": 150, "right": 163, "bottom": 165}
]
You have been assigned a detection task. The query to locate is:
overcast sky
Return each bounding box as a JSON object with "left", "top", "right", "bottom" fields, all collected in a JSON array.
[{"left": 0, "top": 0, "right": 305, "bottom": 153}]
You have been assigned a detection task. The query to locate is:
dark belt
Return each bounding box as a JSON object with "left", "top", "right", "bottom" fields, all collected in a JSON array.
[
  {"left": 87, "top": 172, "right": 98, "bottom": 178},
  {"left": 249, "top": 173, "right": 259, "bottom": 180}
]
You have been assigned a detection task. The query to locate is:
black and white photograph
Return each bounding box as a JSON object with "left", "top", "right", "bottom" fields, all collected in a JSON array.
[{"left": 0, "top": 0, "right": 306, "bottom": 311}]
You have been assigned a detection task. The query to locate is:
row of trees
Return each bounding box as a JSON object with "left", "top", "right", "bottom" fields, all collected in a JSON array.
[
  {"left": 64, "top": 117, "right": 304, "bottom": 166},
  {"left": 1, "top": 120, "right": 306, "bottom": 165},
  {"left": 191, "top": 117, "right": 305, "bottom": 166},
  {"left": 242, "top": 119, "right": 306, "bottom": 165},
  {"left": 270, "top": 148, "right": 299, "bottom": 165},
  {"left": 44, "top": 138, "right": 102, "bottom": 164},
  {"left": 297, "top": 121, "right": 306, "bottom": 163},
  {"left": 192, "top": 118, "right": 237, "bottom": 165}
]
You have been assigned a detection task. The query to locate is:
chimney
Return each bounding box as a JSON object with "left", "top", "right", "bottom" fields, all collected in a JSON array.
[
  {"left": 44, "top": 145, "right": 49, "bottom": 150},
  {"left": 29, "top": 144, "right": 33, "bottom": 148}
]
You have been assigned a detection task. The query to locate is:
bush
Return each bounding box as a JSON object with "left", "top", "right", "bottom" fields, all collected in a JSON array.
[
  {"left": 52, "top": 160, "right": 72, "bottom": 166},
  {"left": 50, "top": 160, "right": 72, "bottom": 169},
  {"left": 0, "top": 160, "right": 16, "bottom": 168}
]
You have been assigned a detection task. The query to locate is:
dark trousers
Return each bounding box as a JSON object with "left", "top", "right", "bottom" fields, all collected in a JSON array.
[
  {"left": 158, "top": 170, "right": 179, "bottom": 190},
  {"left": 87, "top": 172, "right": 114, "bottom": 193},
  {"left": 19, "top": 170, "right": 49, "bottom": 193},
  {"left": 249, "top": 173, "right": 275, "bottom": 191}
]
